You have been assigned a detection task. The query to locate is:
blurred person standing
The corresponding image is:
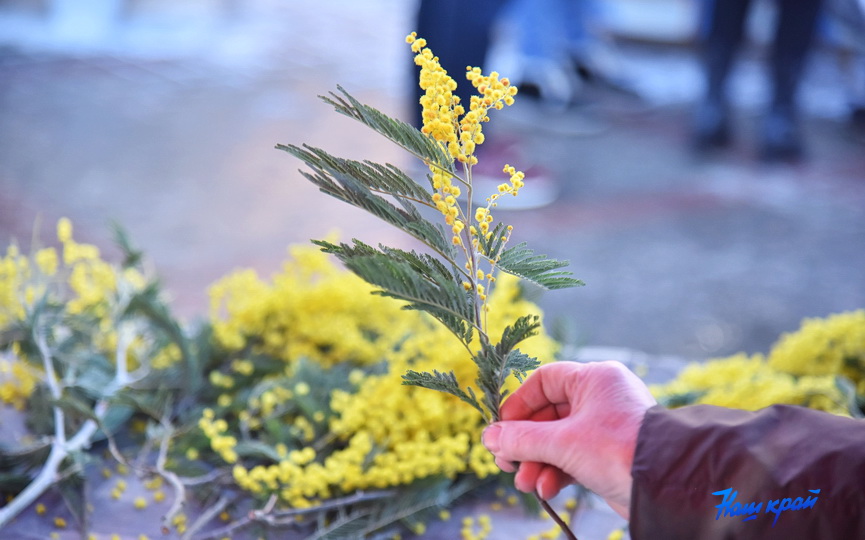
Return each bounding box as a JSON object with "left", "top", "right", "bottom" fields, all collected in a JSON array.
[
  {"left": 498, "top": 0, "right": 628, "bottom": 109},
  {"left": 823, "top": 0, "right": 865, "bottom": 138},
  {"left": 692, "top": 0, "right": 824, "bottom": 161}
]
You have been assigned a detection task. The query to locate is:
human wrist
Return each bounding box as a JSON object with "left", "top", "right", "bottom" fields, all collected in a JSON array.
[{"left": 605, "top": 402, "right": 652, "bottom": 518}]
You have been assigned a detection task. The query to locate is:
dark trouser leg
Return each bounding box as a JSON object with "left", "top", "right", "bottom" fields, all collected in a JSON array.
[
  {"left": 693, "top": 0, "right": 752, "bottom": 149},
  {"left": 702, "top": 0, "right": 752, "bottom": 103},
  {"left": 761, "top": 0, "right": 823, "bottom": 160},
  {"left": 770, "top": 0, "right": 823, "bottom": 109}
]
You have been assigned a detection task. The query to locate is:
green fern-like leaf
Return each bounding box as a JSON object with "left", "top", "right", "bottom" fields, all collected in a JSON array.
[
  {"left": 472, "top": 317, "right": 542, "bottom": 421},
  {"left": 126, "top": 284, "right": 201, "bottom": 396},
  {"left": 476, "top": 221, "right": 510, "bottom": 262},
  {"left": 314, "top": 240, "right": 474, "bottom": 342},
  {"left": 276, "top": 144, "right": 433, "bottom": 206},
  {"left": 497, "top": 242, "right": 585, "bottom": 290},
  {"left": 502, "top": 349, "right": 541, "bottom": 384},
  {"left": 496, "top": 314, "right": 541, "bottom": 353},
  {"left": 109, "top": 221, "right": 144, "bottom": 269},
  {"left": 473, "top": 345, "right": 506, "bottom": 421},
  {"left": 282, "top": 144, "right": 455, "bottom": 257},
  {"left": 320, "top": 86, "right": 455, "bottom": 175},
  {"left": 377, "top": 245, "right": 462, "bottom": 289},
  {"left": 402, "top": 370, "right": 485, "bottom": 416}
]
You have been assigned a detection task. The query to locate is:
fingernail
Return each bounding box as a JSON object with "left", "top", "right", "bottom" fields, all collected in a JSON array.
[
  {"left": 482, "top": 424, "right": 501, "bottom": 453},
  {"left": 537, "top": 481, "right": 549, "bottom": 501}
]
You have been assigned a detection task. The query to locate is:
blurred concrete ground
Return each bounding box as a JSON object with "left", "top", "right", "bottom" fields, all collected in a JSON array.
[{"left": 0, "top": 1, "right": 864, "bottom": 538}]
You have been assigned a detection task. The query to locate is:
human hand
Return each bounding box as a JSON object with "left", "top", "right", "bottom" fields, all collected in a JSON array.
[{"left": 482, "top": 361, "right": 656, "bottom": 519}]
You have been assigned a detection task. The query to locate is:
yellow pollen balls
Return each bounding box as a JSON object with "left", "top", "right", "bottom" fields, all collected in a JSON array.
[
  {"left": 406, "top": 32, "right": 522, "bottom": 249},
  {"left": 202, "top": 245, "right": 559, "bottom": 508},
  {"left": 461, "top": 514, "right": 493, "bottom": 540},
  {"left": 1, "top": 216, "right": 159, "bottom": 423},
  {"left": 651, "top": 310, "right": 865, "bottom": 416}
]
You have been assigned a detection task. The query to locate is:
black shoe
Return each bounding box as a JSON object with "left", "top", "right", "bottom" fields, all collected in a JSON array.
[
  {"left": 692, "top": 99, "right": 732, "bottom": 151},
  {"left": 760, "top": 106, "right": 804, "bottom": 162}
]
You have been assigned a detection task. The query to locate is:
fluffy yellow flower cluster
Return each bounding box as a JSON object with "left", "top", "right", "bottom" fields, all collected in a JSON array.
[
  {"left": 408, "top": 32, "right": 517, "bottom": 166},
  {"left": 1, "top": 218, "right": 146, "bottom": 323},
  {"left": 652, "top": 311, "right": 865, "bottom": 416},
  {"left": 209, "top": 243, "right": 421, "bottom": 368},
  {"left": 199, "top": 408, "right": 239, "bottom": 464},
  {"left": 768, "top": 310, "right": 865, "bottom": 394},
  {"left": 462, "top": 514, "right": 493, "bottom": 540},
  {"left": 408, "top": 33, "right": 461, "bottom": 155},
  {"left": 406, "top": 31, "right": 522, "bottom": 252},
  {"left": 0, "top": 245, "right": 30, "bottom": 326},
  {"left": 204, "top": 244, "right": 559, "bottom": 508},
  {"left": 653, "top": 353, "right": 848, "bottom": 414},
  {"left": 0, "top": 344, "right": 40, "bottom": 410},
  {"left": 0, "top": 219, "right": 151, "bottom": 408}
]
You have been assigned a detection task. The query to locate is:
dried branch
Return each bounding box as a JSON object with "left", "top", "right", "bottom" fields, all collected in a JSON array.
[{"left": 182, "top": 492, "right": 237, "bottom": 540}]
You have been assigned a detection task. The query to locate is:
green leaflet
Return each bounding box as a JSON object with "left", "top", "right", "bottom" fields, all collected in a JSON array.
[
  {"left": 497, "top": 242, "right": 585, "bottom": 290},
  {"left": 473, "top": 317, "right": 542, "bottom": 422},
  {"left": 277, "top": 144, "right": 433, "bottom": 204},
  {"left": 126, "top": 283, "right": 202, "bottom": 396},
  {"left": 477, "top": 226, "right": 583, "bottom": 291},
  {"left": 320, "top": 86, "right": 455, "bottom": 175},
  {"left": 503, "top": 349, "right": 542, "bottom": 384},
  {"left": 476, "top": 221, "right": 510, "bottom": 262},
  {"left": 110, "top": 220, "right": 144, "bottom": 269},
  {"left": 496, "top": 314, "right": 542, "bottom": 354},
  {"left": 314, "top": 240, "right": 475, "bottom": 343},
  {"left": 401, "top": 369, "right": 484, "bottom": 416},
  {"left": 0, "top": 442, "right": 51, "bottom": 485},
  {"left": 233, "top": 440, "right": 283, "bottom": 462},
  {"left": 278, "top": 143, "right": 455, "bottom": 257}
]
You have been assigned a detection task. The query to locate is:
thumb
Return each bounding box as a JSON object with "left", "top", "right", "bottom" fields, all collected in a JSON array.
[{"left": 483, "top": 420, "right": 568, "bottom": 467}]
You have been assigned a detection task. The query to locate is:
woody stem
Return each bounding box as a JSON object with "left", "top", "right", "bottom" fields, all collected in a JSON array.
[{"left": 537, "top": 495, "right": 579, "bottom": 540}]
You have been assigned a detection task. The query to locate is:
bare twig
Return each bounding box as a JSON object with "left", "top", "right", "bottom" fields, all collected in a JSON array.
[
  {"left": 36, "top": 327, "right": 65, "bottom": 444},
  {"left": 538, "top": 495, "right": 578, "bottom": 540},
  {"left": 182, "top": 493, "right": 236, "bottom": 540},
  {"left": 0, "top": 318, "right": 146, "bottom": 527},
  {"left": 192, "top": 516, "right": 253, "bottom": 540},
  {"left": 177, "top": 469, "right": 228, "bottom": 487},
  {"left": 0, "top": 326, "right": 85, "bottom": 527},
  {"left": 155, "top": 415, "right": 187, "bottom": 534},
  {"left": 256, "top": 490, "right": 396, "bottom": 521},
  {"left": 191, "top": 494, "right": 276, "bottom": 540},
  {"left": 0, "top": 414, "right": 101, "bottom": 526}
]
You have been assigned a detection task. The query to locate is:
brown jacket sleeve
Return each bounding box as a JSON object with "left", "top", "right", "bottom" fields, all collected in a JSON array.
[{"left": 629, "top": 404, "right": 865, "bottom": 539}]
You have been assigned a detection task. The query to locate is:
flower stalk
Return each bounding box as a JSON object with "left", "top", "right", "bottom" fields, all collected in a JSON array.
[{"left": 280, "top": 32, "right": 584, "bottom": 539}]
